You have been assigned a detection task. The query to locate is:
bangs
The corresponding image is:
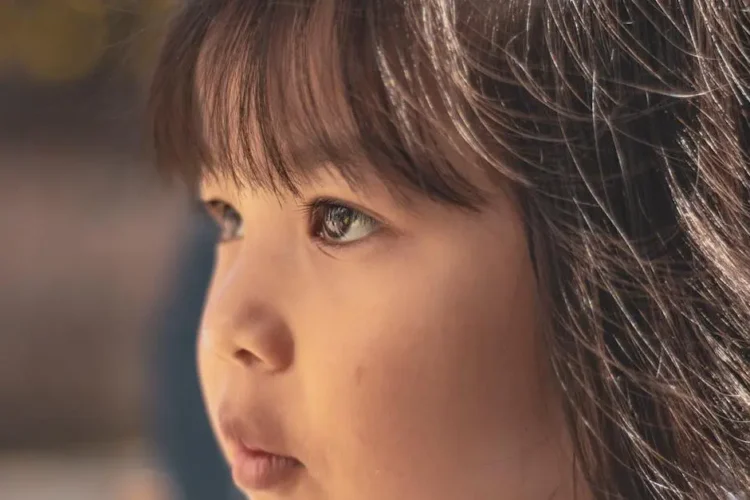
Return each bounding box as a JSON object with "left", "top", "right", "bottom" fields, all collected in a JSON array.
[{"left": 149, "top": 0, "right": 523, "bottom": 205}]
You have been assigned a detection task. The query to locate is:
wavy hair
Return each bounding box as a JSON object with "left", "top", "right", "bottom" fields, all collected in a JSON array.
[{"left": 149, "top": 1, "right": 750, "bottom": 498}]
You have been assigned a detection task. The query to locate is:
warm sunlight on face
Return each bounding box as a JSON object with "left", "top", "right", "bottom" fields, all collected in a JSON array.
[{"left": 197, "top": 167, "right": 579, "bottom": 500}]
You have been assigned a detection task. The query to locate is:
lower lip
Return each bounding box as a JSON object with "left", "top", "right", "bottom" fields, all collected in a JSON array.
[{"left": 231, "top": 446, "right": 301, "bottom": 491}]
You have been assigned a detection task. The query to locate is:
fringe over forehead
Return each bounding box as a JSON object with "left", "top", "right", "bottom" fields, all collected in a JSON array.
[{"left": 149, "top": 0, "right": 529, "bottom": 203}]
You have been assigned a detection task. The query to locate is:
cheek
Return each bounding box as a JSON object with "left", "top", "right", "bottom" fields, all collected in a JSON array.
[
  {"left": 196, "top": 330, "right": 224, "bottom": 435},
  {"left": 195, "top": 249, "right": 246, "bottom": 433},
  {"left": 195, "top": 286, "right": 238, "bottom": 458},
  {"left": 301, "top": 224, "right": 555, "bottom": 495}
]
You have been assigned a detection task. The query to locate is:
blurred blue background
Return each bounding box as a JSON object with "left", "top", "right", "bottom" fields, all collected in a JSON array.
[{"left": 0, "top": 1, "right": 236, "bottom": 498}]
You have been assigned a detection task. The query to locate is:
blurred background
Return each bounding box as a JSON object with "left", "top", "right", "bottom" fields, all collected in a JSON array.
[{"left": 0, "top": 1, "right": 232, "bottom": 498}]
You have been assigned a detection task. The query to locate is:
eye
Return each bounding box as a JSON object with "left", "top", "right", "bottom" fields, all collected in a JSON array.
[
  {"left": 307, "top": 199, "right": 381, "bottom": 246},
  {"left": 204, "top": 199, "right": 244, "bottom": 243}
]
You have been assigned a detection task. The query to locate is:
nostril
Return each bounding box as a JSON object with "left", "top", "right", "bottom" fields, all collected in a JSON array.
[{"left": 234, "top": 348, "right": 260, "bottom": 366}]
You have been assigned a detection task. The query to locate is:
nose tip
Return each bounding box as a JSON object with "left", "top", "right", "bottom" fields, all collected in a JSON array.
[
  {"left": 201, "top": 303, "right": 295, "bottom": 373},
  {"left": 200, "top": 232, "right": 297, "bottom": 373}
]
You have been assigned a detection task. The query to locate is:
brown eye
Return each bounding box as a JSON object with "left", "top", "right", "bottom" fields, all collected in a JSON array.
[
  {"left": 309, "top": 201, "right": 380, "bottom": 245},
  {"left": 204, "top": 199, "right": 244, "bottom": 243}
]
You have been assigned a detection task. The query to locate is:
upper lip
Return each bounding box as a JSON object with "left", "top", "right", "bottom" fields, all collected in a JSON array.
[{"left": 218, "top": 409, "right": 298, "bottom": 461}]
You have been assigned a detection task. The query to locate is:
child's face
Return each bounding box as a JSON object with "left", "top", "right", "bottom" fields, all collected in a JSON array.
[{"left": 198, "top": 167, "right": 578, "bottom": 499}]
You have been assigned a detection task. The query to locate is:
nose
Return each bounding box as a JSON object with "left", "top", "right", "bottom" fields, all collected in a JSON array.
[{"left": 199, "top": 253, "right": 295, "bottom": 373}]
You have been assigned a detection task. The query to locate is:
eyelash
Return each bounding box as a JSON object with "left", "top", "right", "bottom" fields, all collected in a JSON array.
[
  {"left": 300, "top": 198, "right": 382, "bottom": 247},
  {"left": 204, "top": 198, "right": 383, "bottom": 247}
]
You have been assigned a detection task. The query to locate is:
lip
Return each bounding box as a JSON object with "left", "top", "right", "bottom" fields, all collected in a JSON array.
[
  {"left": 219, "top": 414, "right": 302, "bottom": 491},
  {"left": 229, "top": 442, "right": 302, "bottom": 491}
]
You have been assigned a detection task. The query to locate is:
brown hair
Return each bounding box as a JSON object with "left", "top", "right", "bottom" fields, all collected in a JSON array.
[{"left": 150, "top": 1, "right": 750, "bottom": 498}]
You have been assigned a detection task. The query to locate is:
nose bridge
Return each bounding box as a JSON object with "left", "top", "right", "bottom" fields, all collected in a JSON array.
[{"left": 201, "top": 233, "right": 296, "bottom": 372}]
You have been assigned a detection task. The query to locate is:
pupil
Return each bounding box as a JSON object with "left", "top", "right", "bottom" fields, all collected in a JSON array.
[{"left": 326, "top": 206, "right": 354, "bottom": 237}]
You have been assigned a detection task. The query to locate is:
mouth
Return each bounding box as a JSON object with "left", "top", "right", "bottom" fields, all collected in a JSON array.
[
  {"left": 230, "top": 442, "right": 303, "bottom": 491},
  {"left": 220, "top": 415, "right": 304, "bottom": 492}
]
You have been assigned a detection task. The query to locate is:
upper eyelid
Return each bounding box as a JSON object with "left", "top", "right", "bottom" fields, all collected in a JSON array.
[
  {"left": 202, "top": 199, "right": 227, "bottom": 220},
  {"left": 203, "top": 197, "right": 231, "bottom": 208},
  {"left": 200, "top": 195, "right": 398, "bottom": 233},
  {"left": 303, "top": 196, "right": 395, "bottom": 229},
  {"left": 202, "top": 199, "right": 219, "bottom": 215},
  {"left": 203, "top": 198, "right": 240, "bottom": 217},
  {"left": 201, "top": 190, "right": 242, "bottom": 207},
  {"left": 202, "top": 198, "right": 221, "bottom": 209}
]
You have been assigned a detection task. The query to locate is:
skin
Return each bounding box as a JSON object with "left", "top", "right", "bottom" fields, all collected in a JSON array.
[{"left": 198, "top": 165, "right": 585, "bottom": 500}]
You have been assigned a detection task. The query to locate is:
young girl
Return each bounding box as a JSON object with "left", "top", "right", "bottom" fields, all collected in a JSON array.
[{"left": 149, "top": 0, "right": 750, "bottom": 498}]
